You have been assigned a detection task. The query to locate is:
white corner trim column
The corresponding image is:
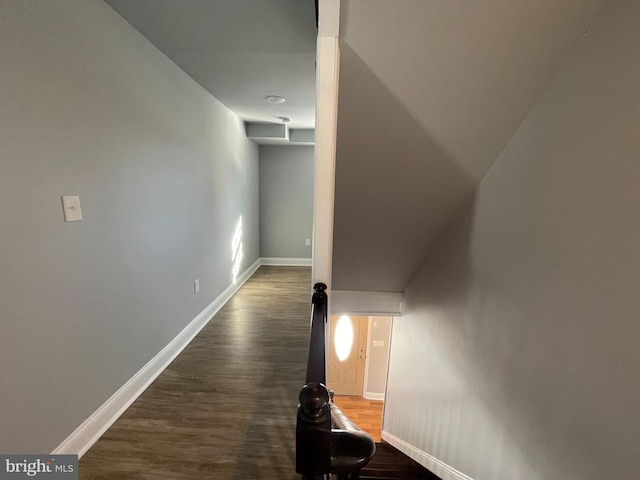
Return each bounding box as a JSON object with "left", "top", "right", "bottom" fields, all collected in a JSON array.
[{"left": 312, "top": 2, "right": 340, "bottom": 293}]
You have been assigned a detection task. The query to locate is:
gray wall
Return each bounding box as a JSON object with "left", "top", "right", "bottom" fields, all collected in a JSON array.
[
  {"left": 365, "top": 316, "right": 391, "bottom": 397},
  {"left": 0, "top": 0, "right": 259, "bottom": 453},
  {"left": 383, "top": 1, "right": 640, "bottom": 479},
  {"left": 259, "top": 145, "right": 314, "bottom": 259}
]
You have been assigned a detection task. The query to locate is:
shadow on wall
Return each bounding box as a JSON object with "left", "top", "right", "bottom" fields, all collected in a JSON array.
[
  {"left": 385, "top": 2, "right": 640, "bottom": 472},
  {"left": 392, "top": 188, "right": 606, "bottom": 480},
  {"left": 332, "top": 42, "right": 476, "bottom": 293},
  {"left": 408, "top": 192, "right": 478, "bottom": 303},
  {"left": 387, "top": 191, "right": 550, "bottom": 478}
]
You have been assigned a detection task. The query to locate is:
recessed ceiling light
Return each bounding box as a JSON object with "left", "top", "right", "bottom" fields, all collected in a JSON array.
[
  {"left": 265, "top": 95, "right": 286, "bottom": 104},
  {"left": 278, "top": 116, "right": 291, "bottom": 124}
]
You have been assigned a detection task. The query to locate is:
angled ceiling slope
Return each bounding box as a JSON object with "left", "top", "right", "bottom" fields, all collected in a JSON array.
[
  {"left": 332, "top": 0, "right": 608, "bottom": 293},
  {"left": 103, "top": 0, "right": 318, "bottom": 140}
]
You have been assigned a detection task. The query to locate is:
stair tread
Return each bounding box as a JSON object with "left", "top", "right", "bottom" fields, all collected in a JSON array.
[
  {"left": 360, "top": 472, "right": 428, "bottom": 479},
  {"left": 358, "top": 442, "right": 441, "bottom": 480}
]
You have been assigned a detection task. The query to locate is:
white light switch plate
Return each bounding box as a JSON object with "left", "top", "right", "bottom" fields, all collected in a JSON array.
[{"left": 62, "top": 196, "right": 83, "bottom": 222}]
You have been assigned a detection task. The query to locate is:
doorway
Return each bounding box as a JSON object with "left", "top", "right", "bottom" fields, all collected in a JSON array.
[{"left": 327, "top": 315, "right": 393, "bottom": 442}]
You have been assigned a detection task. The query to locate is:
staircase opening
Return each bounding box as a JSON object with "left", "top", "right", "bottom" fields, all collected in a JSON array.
[{"left": 297, "top": 284, "right": 441, "bottom": 479}]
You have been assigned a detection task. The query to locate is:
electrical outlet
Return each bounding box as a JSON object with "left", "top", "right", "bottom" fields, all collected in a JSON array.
[
  {"left": 62, "top": 196, "right": 83, "bottom": 222},
  {"left": 305, "top": 238, "right": 311, "bottom": 246},
  {"left": 194, "top": 279, "right": 200, "bottom": 294}
]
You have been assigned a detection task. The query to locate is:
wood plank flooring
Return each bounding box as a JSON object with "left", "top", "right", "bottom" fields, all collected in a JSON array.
[
  {"left": 361, "top": 443, "right": 441, "bottom": 480},
  {"left": 79, "top": 266, "right": 312, "bottom": 480},
  {"left": 331, "top": 396, "right": 384, "bottom": 442}
]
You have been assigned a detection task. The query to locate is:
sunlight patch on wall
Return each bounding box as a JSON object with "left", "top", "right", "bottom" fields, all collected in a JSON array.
[{"left": 232, "top": 216, "right": 243, "bottom": 284}]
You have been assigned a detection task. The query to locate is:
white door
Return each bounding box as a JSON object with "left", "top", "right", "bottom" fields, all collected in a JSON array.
[{"left": 327, "top": 315, "right": 368, "bottom": 396}]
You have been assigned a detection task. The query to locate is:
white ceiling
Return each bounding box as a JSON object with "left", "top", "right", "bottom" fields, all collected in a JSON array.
[
  {"left": 103, "top": 0, "right": 318, "bottom": 132},
  {"left": 331, "top": 0, "right": 609, "bottom": 293}
]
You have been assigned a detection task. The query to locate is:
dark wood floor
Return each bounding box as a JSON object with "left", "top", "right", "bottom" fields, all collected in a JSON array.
[{"left": 79, "top": 266, "right": 312, "bottom": 480}]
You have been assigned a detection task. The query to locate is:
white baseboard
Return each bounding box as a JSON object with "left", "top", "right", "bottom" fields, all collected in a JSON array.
[
  {"left": 52, "top": 259, "right": 261, "bottom": 458},
  {"left": 260, "top": 257, "right": 312, "bottom": 266},
  {"left": 364, "top": 392, "right": 385, "bottom": 401},
  {"left": 381, "top": 431, "right": 474, "bottom": 480},
  {"left": 331, "top": 290, "right": 403, "bottom": 316}
]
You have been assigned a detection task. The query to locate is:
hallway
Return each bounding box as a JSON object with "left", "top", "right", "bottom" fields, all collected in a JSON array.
[{"left": 79, "top": 266, "right": 311, "bottom": 479}]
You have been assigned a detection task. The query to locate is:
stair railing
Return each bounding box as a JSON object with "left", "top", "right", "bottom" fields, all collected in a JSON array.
[{"left": 296, "top": 283, "right": 376, "bottom": 479}]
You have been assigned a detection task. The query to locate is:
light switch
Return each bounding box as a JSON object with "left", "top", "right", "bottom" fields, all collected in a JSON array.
[{"left": 62, "top": 196, "right": 83, "bottom": 222}]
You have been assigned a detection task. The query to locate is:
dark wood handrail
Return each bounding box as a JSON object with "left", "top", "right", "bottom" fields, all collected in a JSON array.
[
  {"left": 305, "top": 283, "right": 328, "bottom": 384},
  {"left": 296, "top": 283, "right": 331, "bottom": 477},
  {"left": 296, "top": 283, "right": 376, "bottom": 478}
]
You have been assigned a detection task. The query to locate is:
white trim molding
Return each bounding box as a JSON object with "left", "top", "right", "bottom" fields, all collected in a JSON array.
[
  {"left": 260, "top": 257, "right": 312, "bottom": 267},
  {"left": 52, "top": 258, "right": 261, "bottom": 458},
  {"left": 364, "top": 392, "right": 385, "bottom": 401},
  {"left": 331, "top": 290, "right": 403, "bottom": 316},
  {"left": 381, "top": 431, "right": 475, "bottom": 480}
]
